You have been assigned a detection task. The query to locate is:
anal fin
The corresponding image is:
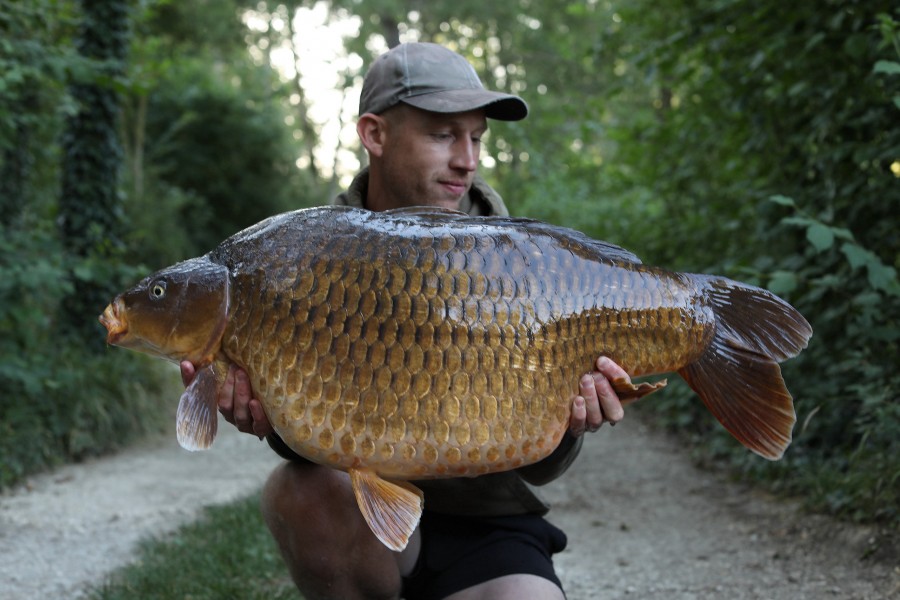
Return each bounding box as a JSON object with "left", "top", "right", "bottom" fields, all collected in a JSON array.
[
  {"left": 349, "top": 468, "right": 423, "bottom": 552},
  {"left": 176, "top": 363, "right": 221, "bottom": 451}
]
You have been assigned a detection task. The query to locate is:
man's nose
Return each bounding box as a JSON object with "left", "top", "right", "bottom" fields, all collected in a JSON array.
[{"left": 450, "top": 138, "right": 478, "bottom": 171}]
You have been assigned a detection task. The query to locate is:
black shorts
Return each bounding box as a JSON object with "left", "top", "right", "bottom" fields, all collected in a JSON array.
[{"left": 401, "top": 511, "right": 568, "bottom": 600}]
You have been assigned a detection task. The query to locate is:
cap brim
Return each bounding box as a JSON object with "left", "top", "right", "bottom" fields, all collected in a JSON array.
[{"left": 401, "top": 89, "right": 528, "bottom": 121}]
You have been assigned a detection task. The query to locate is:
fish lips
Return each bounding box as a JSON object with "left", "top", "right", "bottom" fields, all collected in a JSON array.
[
  {"left": 99, "top": 301, "right": 128, "bottom": 346},
  {"left": 98, "top": 299, "right": 186, "bottom": 361}
]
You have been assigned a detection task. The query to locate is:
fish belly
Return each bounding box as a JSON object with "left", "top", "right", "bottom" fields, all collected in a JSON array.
[{"left": 218, "top": 208, "right": 714, "bottom": 480}]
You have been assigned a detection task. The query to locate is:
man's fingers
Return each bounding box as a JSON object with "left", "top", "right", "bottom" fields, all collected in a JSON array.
[
  {"left": 580, "top": 374, "right": 604, "bottom": 431},
  {"left": 592, "top": 371, "right": 624, "bottom": 425},
  {"left": 216, "top": 366, "right": 265, "bottom": 436},
  {"left": 230, "top": 368, "right": 253, "bottom": 432},
  {"left": 180, "top": 361, "right": 196, "bottom": 387},
  {"left": 217, "top": 366, "right": 236, "bottom": 423},
  {"left": 569, "top": 395, "right": 587, "bottom": 437},
  {"left": 595, "top": 356, "right": 630, "bottom": 381},
  {"left": 249, "top": 400, "right": 274, "bottom": 438},
  {"left": 569, "top": 372, "right": 606, "bottom": 438}
]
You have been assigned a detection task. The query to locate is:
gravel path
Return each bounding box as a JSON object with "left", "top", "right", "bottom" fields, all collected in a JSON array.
[
  {"left": 547, "top": 420, "right": 898, "bottom": 599},
  {"left": 0, "top": 416, "right": 280, "bottom": 599},
  {"left": 1, "top": 412, "right": 897, "bottom": 599}
]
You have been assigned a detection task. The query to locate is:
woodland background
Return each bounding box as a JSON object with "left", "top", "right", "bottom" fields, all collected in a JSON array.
[{"left": 1, "top": 0, "right": 897, "bottom": 528}]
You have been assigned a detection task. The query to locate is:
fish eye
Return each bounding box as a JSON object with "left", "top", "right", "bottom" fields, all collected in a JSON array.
[{"left": 150, "top": 279, "right": 167, "bottom": 300}]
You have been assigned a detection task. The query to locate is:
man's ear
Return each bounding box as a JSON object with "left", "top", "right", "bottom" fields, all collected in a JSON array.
[{"left": 357, "top": 113, "right": 387, "bottom": 158}]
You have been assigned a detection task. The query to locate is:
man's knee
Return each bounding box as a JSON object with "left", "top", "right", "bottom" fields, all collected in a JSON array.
[
  {"left": 259, "top": 461, "right": 404, "bottom": 599},
  {"left": 261, "top": 461, "right": 349, "bottom": 541},
  {"left": 260, "top": 463, "right": 350, "bottom": 587}
]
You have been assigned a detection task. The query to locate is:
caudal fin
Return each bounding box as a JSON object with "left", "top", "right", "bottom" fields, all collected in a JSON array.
[{"left": 678, "top": 277, "right": 812, "bottom": 460}]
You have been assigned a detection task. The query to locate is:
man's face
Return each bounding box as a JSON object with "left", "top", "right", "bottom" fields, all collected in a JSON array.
[{"left": 377, "top": 105, "right": 488, "bottom": 211}]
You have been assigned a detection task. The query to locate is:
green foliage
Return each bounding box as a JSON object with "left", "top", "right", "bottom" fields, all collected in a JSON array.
[
  {"left": 0, "top": 0, "right": 167, "bottom": 488},
  {"left": 762, "top": 199, "right": 899, "bottom": 523},
  {"left": 0, "top": 0, "right": 78, "bottom": 222},
  {"left": 86, "top": 493, "right": 299, "bottom": 600},
  {"left": 594, "top": 1, "right": 900, "bottom": 527},
  {"left": 139, "top": 58, "right": 308, "bottom": 258},
  {"left": 0, "top": 222, "right": 169, "bottom": 487},
  {"left": 57, "top": 0, "right": 132, "bottom": 348},
  {"left": 0, "top": 0, "right": 310, "bottom": 489},
  {"left": 120, "top": 0, "right": 320, "bottom": 267},
  {"left": 58, "top": 0, "right": 129, "bottom": 255}
]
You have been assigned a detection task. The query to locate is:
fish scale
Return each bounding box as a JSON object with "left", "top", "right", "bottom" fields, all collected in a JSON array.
[
  {"left": 100, "top": 205, "right": 811, "bottom": 550},
  {"left": 221, "top": 211, "right": 692, "bottom": 480}
]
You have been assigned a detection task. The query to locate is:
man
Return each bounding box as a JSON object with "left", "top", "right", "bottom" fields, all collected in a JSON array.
[{"left": 182, "top": 42, "right": 629, "bottom": 600}]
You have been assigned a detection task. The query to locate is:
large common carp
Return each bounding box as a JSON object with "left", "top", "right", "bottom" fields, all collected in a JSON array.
[{"left": 100, "top": 206, "right": 811, "bottom": 550}]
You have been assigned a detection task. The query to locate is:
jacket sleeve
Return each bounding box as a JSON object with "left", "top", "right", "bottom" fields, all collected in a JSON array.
[
  {"left": 266, "top": 432, "right": 315, "bottom": 464},
  {"left": 514, "top": 432, "right": 584, "bottom": 486}
]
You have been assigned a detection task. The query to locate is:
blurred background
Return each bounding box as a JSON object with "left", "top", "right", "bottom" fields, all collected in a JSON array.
[{"left": 1, "top": 0, "right": 897, "bottom": 529}]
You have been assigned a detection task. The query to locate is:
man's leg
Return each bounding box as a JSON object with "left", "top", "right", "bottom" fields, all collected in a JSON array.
[
  {"left": 261, "top": 461, "right": 421, "bottom": 600},
  {"left": 401, "top": 511, "right": 568, "bottom": 600},
  {"left": 445, "top": 574, "right": 565, "bottom": 600}
]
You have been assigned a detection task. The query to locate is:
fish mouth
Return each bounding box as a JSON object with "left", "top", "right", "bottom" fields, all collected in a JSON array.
[{"left": 99, "top": 300, "right": 128, "bottom": 346}]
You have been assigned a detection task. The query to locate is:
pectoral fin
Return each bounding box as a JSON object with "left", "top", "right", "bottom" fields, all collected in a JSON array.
[
  {"left": 611, "top": 377, "right": 668, "bottom": 404},
  {"left": 176, "top": 363, "right": 220, "bottom": 451},
  {"left": 349, "top": 468, "right": 424, "bottom": 552}
]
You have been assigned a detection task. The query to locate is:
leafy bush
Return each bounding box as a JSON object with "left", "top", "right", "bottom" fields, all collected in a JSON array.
[
  {"left": 131, "top": 57, "right": 314, "bottom": 264},
  {"left": 0, "top": 223, "right": 170, "bottom": 487},
  {"left": 602, "top": 3, "right": 900, "bottom": 528},
  {"left": 0, "top": 0, "right": 313, "bottom": 489},
  {"left": 763, "top": 200, "right": 898, "bottom": 523}
]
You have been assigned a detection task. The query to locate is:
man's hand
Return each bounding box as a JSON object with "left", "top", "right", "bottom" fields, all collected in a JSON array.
[
  {"left": 180, "top": 362, "right": 273, "bottom": 439},
  {"left": 569, "top": 357, "right": 628, "bottom": 437}
]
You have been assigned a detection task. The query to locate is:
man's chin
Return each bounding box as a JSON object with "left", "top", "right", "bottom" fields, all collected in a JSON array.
[
  {"left": 411, "top": 196, "right": 464, "bottom": 212},
  {"left": 435, "top": 198, "right": 465, "bottom": 212}
]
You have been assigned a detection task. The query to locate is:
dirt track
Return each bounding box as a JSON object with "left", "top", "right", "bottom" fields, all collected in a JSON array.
[{"left": 1, "top": 412, "right": 897, "bottom": 599}]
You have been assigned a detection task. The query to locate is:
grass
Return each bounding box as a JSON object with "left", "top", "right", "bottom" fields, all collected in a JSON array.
[{"left": 84, "top": 492, "right": 302, "bottom": 600}]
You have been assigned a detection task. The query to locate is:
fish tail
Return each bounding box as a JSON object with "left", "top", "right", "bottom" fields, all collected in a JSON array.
[{"left": 678, "top": 276, "right": 812, "bottom": 460}]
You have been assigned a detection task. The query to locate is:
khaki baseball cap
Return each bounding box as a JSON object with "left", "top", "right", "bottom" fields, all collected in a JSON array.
[{"left": 359, "top": 42, "right": 528, "bottom": 121}]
